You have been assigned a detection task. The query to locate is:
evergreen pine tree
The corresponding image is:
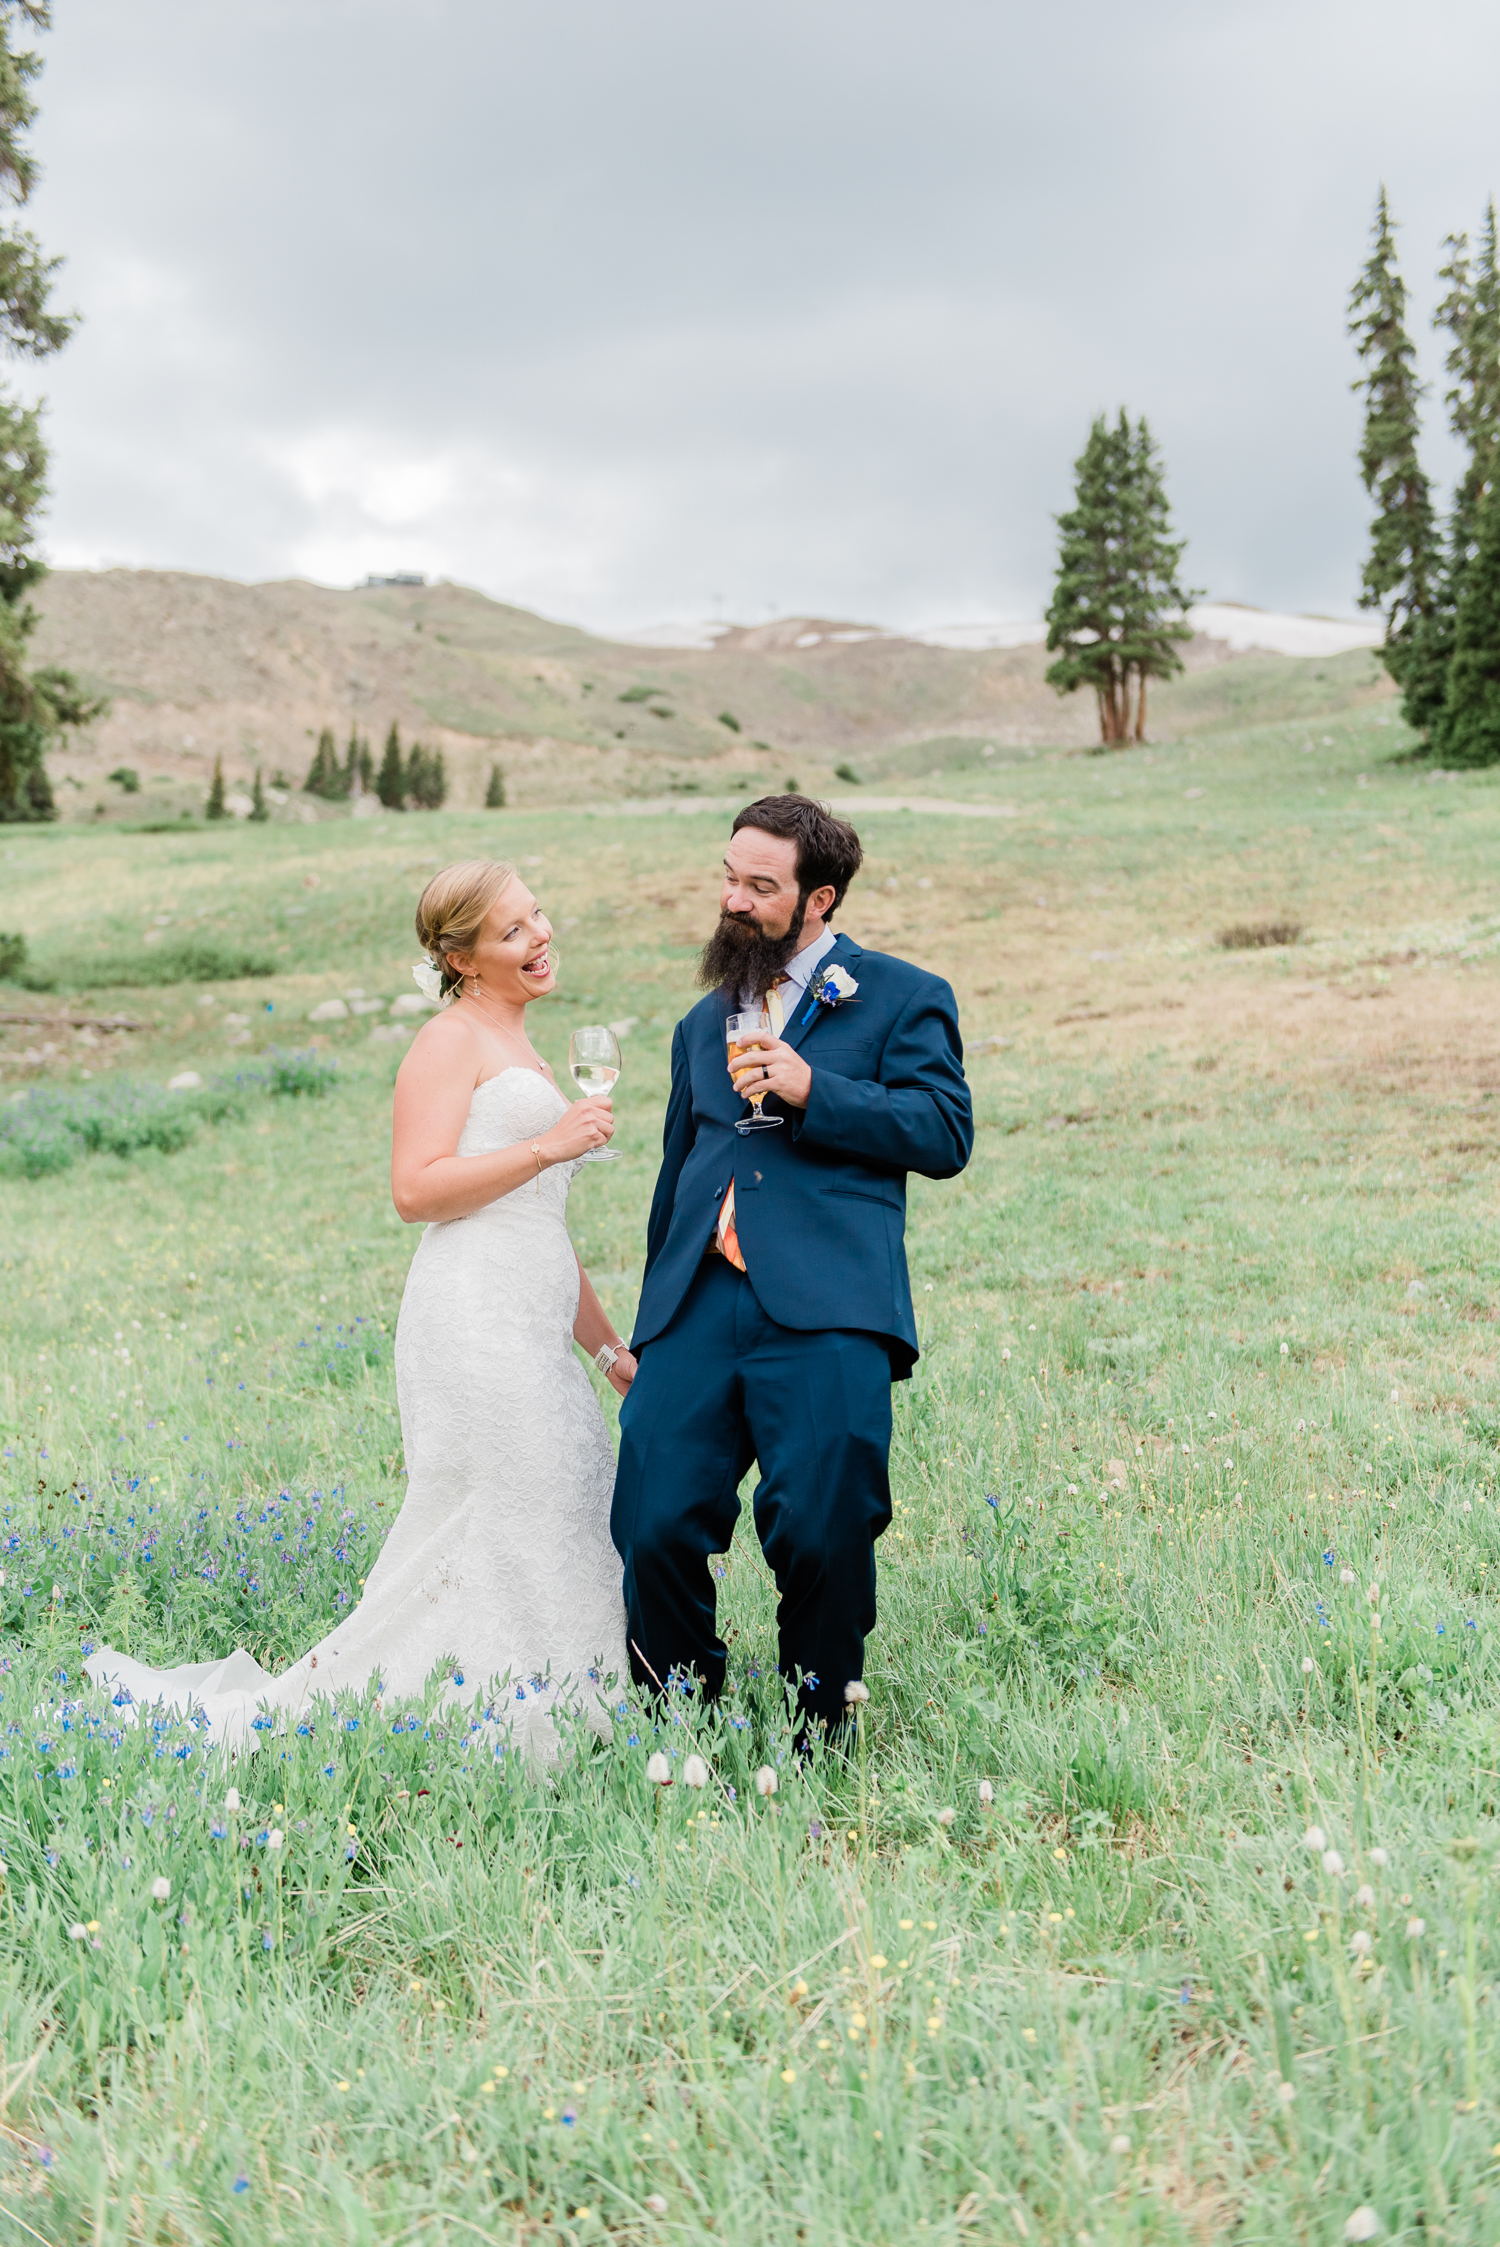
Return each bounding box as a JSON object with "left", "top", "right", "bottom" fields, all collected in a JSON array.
[
  {"left": 0, "top": 3, "right": 105, "bottom": 823},
  {"left": 484, "top": 762, "right": 506, "bottom": 808},
  {"left": 1408, "top": 206, "right": 1500, "bottom": 739},
  {"left": 1045, "top": 411, "right": 1195, "bottom": 745},
  {"left": 205, "top": 753, "right": 226, "bottom": 820},
  {"left": 357, "top": 736, "right": 374, "bottom": 793},
  {"left": 304, "top": 727, "right": 337, "bottom": 796},
  {"left": 376, "top": 721, "right": 405, "bottom": 809},
  {"left": 1348, "top": 187, "right": 1439, "bottom": 696},
  {"left": 1431, "top": 478, "right": 1500, "bottom": 765},
  {"left": 249, "top": 766, "right": 268, "bottom": 822}
]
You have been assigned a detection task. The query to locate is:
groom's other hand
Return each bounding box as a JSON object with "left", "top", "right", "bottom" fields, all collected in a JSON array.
[{"left": 727, "top": 1032, "right": 811, "bottom": 1110}]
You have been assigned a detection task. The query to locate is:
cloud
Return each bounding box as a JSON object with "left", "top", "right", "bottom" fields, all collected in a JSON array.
[{"left": 23, "top": 0, "right": 1500, "bottom": 631}]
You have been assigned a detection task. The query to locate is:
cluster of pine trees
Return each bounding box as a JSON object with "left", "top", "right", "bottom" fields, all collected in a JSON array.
[
  {"left": 304, "top": 722, "right": 447, "bottom": 810},
  {"left": 1350, "top": 188, "right": 1500, "bottom": 764},
  {"left": 1044, "top": 412, "right": 1198, "bottom": 746},
  {"left": 304, "top": 727, "right": 374, "bottom": 800}
]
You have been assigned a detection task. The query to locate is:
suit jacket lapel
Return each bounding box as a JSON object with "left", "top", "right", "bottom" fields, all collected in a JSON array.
[{"left": 781, "top": 932, "right": 862, "bottom": 1055}]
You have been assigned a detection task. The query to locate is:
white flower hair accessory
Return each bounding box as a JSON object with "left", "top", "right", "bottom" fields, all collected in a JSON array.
[
  {"left": 411, "top": 958, "right": 446, "bottom": 1004},
  {"left": 799, "top": 961, "right": 859, "bottom": 1025}
]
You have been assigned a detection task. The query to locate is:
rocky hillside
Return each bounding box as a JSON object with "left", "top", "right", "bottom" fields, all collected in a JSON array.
[{"left": 30, "top": 569, "right": 1395, "bottom": 820}]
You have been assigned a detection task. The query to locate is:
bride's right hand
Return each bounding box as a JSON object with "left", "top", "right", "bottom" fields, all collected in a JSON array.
[{"left": 539, "top": 1097, "right": 616, "bottom": 1164}]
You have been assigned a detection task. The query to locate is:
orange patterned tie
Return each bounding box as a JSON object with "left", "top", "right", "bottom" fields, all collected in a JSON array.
[{"left": 716, "top": 978, "right": 787, "bottom": 1271}]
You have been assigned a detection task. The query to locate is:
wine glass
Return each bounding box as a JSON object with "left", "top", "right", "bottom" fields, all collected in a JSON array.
[
  {"left": 726, "top": 1009, "right": 783, "bottom": 1133},
  {"left": 568, "top": 1025, "right": 623, "bottom": 1161}
]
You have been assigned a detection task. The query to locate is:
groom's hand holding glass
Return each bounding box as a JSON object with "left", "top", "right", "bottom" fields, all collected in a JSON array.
[{"left": 726, "top": 1028, "right": 812, "bottom": 1113}]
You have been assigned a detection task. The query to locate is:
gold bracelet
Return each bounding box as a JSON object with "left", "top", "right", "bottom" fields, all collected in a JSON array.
[{"left": 530, "top": 1139, "right": 543, "bottom": 1196}]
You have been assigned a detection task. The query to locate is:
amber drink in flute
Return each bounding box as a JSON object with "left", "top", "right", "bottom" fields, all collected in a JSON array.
[
  {"left": 726, "top": 1009, "right": 782, "bottom": 1133},
  {"left": 568, "top": 1025, "right": 623, "bottom": 1161}
]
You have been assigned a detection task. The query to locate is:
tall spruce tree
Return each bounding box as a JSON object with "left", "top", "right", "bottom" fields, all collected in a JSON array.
[
  {"left": 1045, "top": 411, "right": 1195, "bottom": 746},
  {"left": 1409, "top": 206, "right": 1500, "bottom": 744},
  {"left": 1432, "top": 476, "right": 1500, "bottom": 765},
  {"left": 1348, "top": 188, "right": 1439, "bottom": 699},
  {"left": 376, "top": 721, "right": 405, "bottom": 809},
  {"left": 205, "top": 753, "right": 226, "bottom": 820},
  {"left": 0, "top": 2, "right": 103, "bottom": 822},
  {"left": 304, "top": 726, "right": 338, "bottom": 797},
  {"left": 248, "top": 765, "right": 268, "bottom": 822},
  {"left": 484, "top": 762, "right": 506, "bottom": 808}
]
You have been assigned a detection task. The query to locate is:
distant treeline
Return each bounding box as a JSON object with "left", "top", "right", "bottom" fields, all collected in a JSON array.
[
  {"left": 305, "top": 723, "right": 447, "bottom": 810},
  {"left": 1350, "top": 189, "right": 1500, "bottom": 764}
]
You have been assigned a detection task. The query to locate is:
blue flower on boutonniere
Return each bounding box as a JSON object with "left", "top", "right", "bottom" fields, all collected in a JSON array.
[{"left": 800, "top": 961, "right": 859, "bottom": 1027}]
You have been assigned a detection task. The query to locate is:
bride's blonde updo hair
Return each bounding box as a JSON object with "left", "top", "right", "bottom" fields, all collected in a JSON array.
[{"left": 414, "top": 858, "right": 518, "bottom": 1001}]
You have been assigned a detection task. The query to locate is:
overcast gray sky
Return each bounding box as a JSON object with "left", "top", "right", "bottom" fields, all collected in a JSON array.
[{"left": 21, "top": 0, "right": 1500, "bottom": 633}]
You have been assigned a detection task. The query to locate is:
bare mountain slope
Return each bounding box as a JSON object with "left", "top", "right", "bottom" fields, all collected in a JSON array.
[{"left": 30, "top": 569, "right": 1395, "bottom": 817}]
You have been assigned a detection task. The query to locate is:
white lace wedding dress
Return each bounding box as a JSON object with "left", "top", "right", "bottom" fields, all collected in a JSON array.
[{"left": 85, "top": 1069, "right": 629, "bottom": 1757}]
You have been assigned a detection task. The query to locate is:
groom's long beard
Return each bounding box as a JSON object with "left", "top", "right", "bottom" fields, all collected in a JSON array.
[{"left": 696, "top": 900, "right": 806, "bottom": 999}]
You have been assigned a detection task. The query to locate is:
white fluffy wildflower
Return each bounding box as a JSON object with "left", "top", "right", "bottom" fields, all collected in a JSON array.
[
  {"left": 1344, "top": 2208, "right": 1380, "bottom": 2243},
  {"left": 936, "top": 1808, "right": 956, "bottom": 1828},
  {"left": 646, "top": 1753, "right": 671, "bottom": 1786},
  {"left": 978, "top": 1780, "right": 995, "bottom": 1806},
  {"left": 843, "top": 1681, "right": 870, "bottom": 1706},
  {"left": 1303, "top": 1826, "right": 1327, "bottom": 1852},
  {"left": 1369, "top": 1847, "right": 1389, "bottom": 1869},
  {"left": 1349, "top": 1929, "right": 1373, "bottom": 1956},
  {"left": 1322, "top": 1849, "right": 1346, "bottom": 1876},
  {"left": 225, "top": 1788, "right": 241, "bottom": 1813},
  {"left": 682, "top": 1756, "right": 709, "bottom": 1790},
  {"left": 1406, "top": 1917, "right": 1426, "bottom": 1939},
  {"left": 150, "top": 1877, "right": 171, "bottom": 1903}
]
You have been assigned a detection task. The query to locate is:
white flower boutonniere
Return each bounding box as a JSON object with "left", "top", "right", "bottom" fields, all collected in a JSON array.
[
  {"left": 411, "top": 958, "right": 446, "bottom": 1004},
  {"left": 800, "top": 961, "right": 859, "bottom": 1025}
]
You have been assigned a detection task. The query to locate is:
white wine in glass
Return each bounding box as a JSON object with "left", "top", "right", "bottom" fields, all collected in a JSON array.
[{"left": 568, "top": 1025, "right": 623, "bottom": 1161}]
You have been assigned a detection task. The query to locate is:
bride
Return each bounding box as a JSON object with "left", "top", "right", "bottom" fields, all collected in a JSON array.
[{"left": 86, "top": 858, "right": 635, "bottom": 1754}]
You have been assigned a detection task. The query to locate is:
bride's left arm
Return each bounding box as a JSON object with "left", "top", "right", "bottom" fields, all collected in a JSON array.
[{"left": 574, "top": 1258, "right": 637, "bottom": 1396}]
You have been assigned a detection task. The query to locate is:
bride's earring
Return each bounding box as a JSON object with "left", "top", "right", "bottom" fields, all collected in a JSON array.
[{"left": 469, "top": 973, "right": 480, "bottom": 1001}]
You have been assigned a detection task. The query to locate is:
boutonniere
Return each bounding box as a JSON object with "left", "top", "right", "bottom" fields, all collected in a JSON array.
[{"left": 799, "top": 961, "right": 859, "bottom": 1027}]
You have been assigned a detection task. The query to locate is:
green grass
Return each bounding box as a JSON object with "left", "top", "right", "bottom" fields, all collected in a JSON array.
[{"left": 0, "top": 690, "right": 1499, "bottom": 2241}]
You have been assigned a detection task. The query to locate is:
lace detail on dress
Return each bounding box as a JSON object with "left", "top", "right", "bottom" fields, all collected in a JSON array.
[{"left": 85, "top": 1068, "right": 628, "bottom": 1757}]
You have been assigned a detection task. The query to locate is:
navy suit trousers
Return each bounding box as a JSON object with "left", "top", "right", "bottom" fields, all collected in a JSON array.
[{"left": 611, "top": 1256, "right": 893, "bottom": 1729}]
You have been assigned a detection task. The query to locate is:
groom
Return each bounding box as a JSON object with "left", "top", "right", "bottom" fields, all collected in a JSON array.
[{"left": 611, "top": 795, "right": 973, "bottom": 1731}]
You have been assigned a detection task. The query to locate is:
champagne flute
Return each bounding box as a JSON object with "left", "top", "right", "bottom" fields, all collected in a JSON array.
[
  {"left": 726, "top": 1009, "right": 783, "bottom": 1133},
  {"left": 568, "top": 1025, "right": 623, "bottom": 1161}
]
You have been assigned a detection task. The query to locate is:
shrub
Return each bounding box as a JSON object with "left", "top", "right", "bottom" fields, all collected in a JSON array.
[
  {"left": 0, "top": 1051, "right": 337, "bottom": 1178},
  {"left": 834, "top": 762, "right": 862, "bottom": 784},
  {"left": 0, "top": 929, "right": 25, "bottom": 980},
  {"left": 718, "top": 711, "right": 741, "bottom": 731},
  {"left": 618, "top": 685, "right": 654, "bottom": 703},
  {"left": 1216, "top": 920, "right": 1302, "bottom": 950},
  {"left": 107, "top": 766, "right": 140, "bottom": 793},
  {"left": 16, "top": 938, "right": 275, "bottom": 992}
]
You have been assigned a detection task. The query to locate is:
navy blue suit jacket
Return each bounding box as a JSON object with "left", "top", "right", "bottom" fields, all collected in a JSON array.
[{"left": 630, "top": 932, "right": 973, "bottom": 1379}]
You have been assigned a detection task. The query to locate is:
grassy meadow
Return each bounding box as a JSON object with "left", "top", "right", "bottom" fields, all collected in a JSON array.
[{"left": 1, "top": 686, "right": 1499, "bottom": 2243}]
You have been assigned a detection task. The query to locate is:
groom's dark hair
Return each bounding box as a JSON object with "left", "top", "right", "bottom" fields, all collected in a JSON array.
[{"left": 730, "top": 795, "right": 863, "bottom": 922}]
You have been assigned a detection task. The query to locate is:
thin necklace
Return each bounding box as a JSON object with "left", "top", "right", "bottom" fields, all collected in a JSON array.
[{"left": 461, "top": 985, "right": 548, "bottom": 1073}]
